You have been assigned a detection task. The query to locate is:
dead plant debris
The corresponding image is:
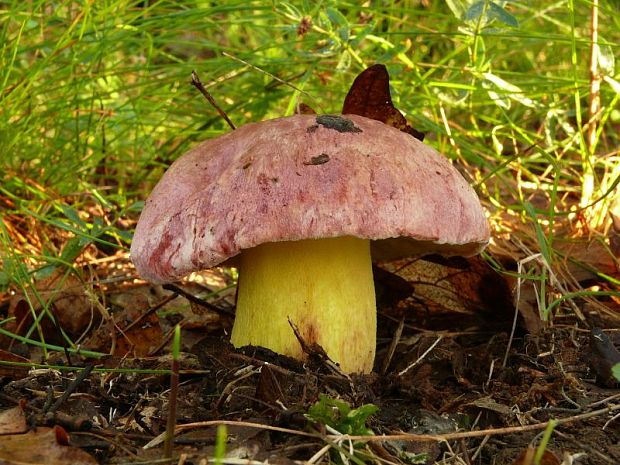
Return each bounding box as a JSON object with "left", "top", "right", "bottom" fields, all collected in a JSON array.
[
  {"left": 1, "top": 65, "right": 619, "bottom": 465},
  {"left": 0, "top": 257, "right": 619, "bottom": 464}
]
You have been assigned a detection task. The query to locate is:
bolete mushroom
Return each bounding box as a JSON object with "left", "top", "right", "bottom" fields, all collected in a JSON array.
[{"left": 130, "top": 114, "right": 489, "bottom": 373}]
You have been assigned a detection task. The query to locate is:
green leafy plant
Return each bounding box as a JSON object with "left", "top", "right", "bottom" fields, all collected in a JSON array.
[
  {"left": 306, "top": 395, "right": 378, "bottom": 436},
  {"left": 305, "top": 395, "right": 377, "bottom": 463}
]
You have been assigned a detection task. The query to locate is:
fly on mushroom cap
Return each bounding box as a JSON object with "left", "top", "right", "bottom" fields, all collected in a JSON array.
[{"left": 130, "top": 113, "right": 489, "bottom": 373}]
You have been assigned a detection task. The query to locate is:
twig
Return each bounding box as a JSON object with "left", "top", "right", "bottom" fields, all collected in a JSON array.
[
  {"left": 145, "top": 402, "right": 620, "bottom": 450},
  {"left": 162, "top": 283, "right": 235, "bottom": 317},
  {"left": 459, "top": 438, "right": 472, "bottom": 465},
  {"left": 122, "top": 294, "right": 177, "bottom": 333},
  {"left": 344, "top": 402, "right": 620, "bottom": 442},
  {"left": 381, "top": 316, "right": 404, "bottom": 375},
  {"left": 213, "top": 366, "right": 261, "bottom": 412},
  {"left": 48, "top": 364, "right": 94, "bottom": 413},
  {"left": 554, "top": 430, "right": 613, "bottom": 463},
  {"left": 307, "top": 443, "right": 332, "bottom": 464},
  {"left": 603, "top": 411, "right": 620, "bottom": 430},
  {"left": 190, "top": 70, "right": 236, "bottom": 130},
  {"left": 588, "top": 392, "right": 620, "bottom": 408},
  {"left": 503, "top": 253, "right": 538, "bottom": 368},
  {"left": 221, "top": 52, "right": 322, "bottom": 111},
  {"left": 164, "top": 326, "right": 181, "bottom": 458},
  {"left": 398, "top": 335, "right": 443, "bottom": 376},
  {"left": 144, "top": 419, "right": 320, "bottom": 449},
  {"left": 470, "top": 434, "right": 490, "bottom": 462},
  {"left": 28, "top": 365, "right": 96, "bottom": 431},
  {"left": 73, "top": 430, "right": 142, "bottom": 459}
]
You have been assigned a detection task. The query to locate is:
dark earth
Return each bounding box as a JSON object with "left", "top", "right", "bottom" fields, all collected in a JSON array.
[{"left": 1, "top": 251, "right": 619, "bottom": 465}]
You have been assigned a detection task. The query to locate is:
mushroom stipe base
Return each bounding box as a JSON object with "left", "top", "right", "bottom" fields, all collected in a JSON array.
[{"left": 231, "top": 236, "right": 376, "bottom": 373}]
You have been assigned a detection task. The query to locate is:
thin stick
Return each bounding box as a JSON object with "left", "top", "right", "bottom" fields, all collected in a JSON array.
[
  {"left": 164, "top": 325, "right": 181, "bottom": 458},
  {"left": 345, "top": 402, "right": 620, "bottom": 442},
  {"left": 162, "top": 283, "right": 235, "bottom": 317},
  {"left": 190, "top": 70, "right": 236, "bottom": 130},
  {"left": 122, "top": 294, "right": 177, "bottom": 333},
  {"left": 47, "top": 364, "right": 94, "bottom": 413},
  {"left": 221, "top": 52, "right": 322, "bottom": 111},
  {"left": 145, "top": 402, "right": 620, "bottom": 450},
  {"left": 381, "top": 316, "right": 405, "bottom": 375},
  {"left": 398, "top": 335, "right": 443, "bottom": 376},
  {"left": 144, "top": 419, "right": 320, "bottom": 449},
  {"left": 503, "top": 255, "right": 529, "bottom": 367}
]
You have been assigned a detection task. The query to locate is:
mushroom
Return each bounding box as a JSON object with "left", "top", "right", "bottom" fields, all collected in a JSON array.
[{"left": 130, "top": 114, "right": 489, "bottom": 373}]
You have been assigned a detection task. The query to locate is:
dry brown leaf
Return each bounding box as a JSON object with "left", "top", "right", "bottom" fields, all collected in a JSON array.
[
  {"left": 467, "top": 396, "right": 514, "bottom": 416},
  {"left": 7, "top": 272, "right": 100, "bottom": 346},
  {"left": 555, "top": 237, "right": 619, "bottom": 283},
  {"left": 510, "top": 447, "right": 560, "bottom": 465},
  {"left": 0, "top": 351, "right": 30, "bottom": 379},
  {"left": 295, "top": 102, "right": 316, "bottom": 114},
  {"left": 382, "top": 255, "right": 514, "bottom": 328},
  {"left": 0, "top": 405, "right": 27, "bottom": 435},
  {"left": 513, "top": 278, "right": 546, "bottom": 335},
  {"left": 342, "top": 64, "right": 424, "bottom": 141},
  {"left": 87, "top": 286, "right": 164, "bottom": 356},
  {"left": 0, "top": 426, "right": 97, "bottom": 465}
]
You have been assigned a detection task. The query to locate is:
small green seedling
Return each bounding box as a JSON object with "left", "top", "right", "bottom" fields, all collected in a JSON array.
[
  {"left": 305, "top": 395, "right": 378, "bottom": 463},
  {"left": 214, "top": 425, "right": 227, "bottom": 465},
  {"left": 534, "top": 419, "right": 557, "bottom": 465},
  {"left": 305, "top": 394, "right": 378, "bottom": 436}
]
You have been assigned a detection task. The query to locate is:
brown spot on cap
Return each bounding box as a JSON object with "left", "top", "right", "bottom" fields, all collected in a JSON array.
[{"left": 303, "top": 153, "right": 330, "bottom": 165}]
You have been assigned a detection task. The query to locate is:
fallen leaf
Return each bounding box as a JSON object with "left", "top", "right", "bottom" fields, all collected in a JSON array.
[
  {"left": 381, "top": 255, "right": 514, "bottom": 330},
  {"left": 0, "top": 350, "right": 30, "bottom": 379},
  {"left": 510, "top": 447, "right": 560, "bottom": 465},
  {"left": 372, "top": 264, "right": 415, "bottom": 308},
  {"left": 113, "top": 312, "right": 163, "bottom": 357},
  {"left": 86, "top": 286, "right": 164, "bottom": 357},
  {"left": 513, "top": 277, "right": 546, "bottom": 335},
  {"left": 0, "top": 426, "right": 97, "bottom": 465},
  {"left": 555, "top": 237, "right": 619, "bottom": 283},
  {"left": 0, "top": 405, "right": 27, "bottom": 435},
  {"left": 255, "top": 364, "right": 287, "bottom": 406},
  {"left": 342, "top": 64, "right": 424, "bottom": 141},
  {"left": 7, "top": 272, "right": 100, "bottom": 345},
  {"left": 295, "top": 102, "right": 316, "bottom": 114}
]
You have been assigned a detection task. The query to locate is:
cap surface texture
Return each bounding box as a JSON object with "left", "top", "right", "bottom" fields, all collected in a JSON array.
[{"left": 131, "top": 114, "right": 489, "bottom": 283}]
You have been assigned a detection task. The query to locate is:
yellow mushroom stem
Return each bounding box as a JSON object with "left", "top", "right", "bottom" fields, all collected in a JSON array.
[{"left": 231, "top": 236, "right": 376, "bottom": 373}]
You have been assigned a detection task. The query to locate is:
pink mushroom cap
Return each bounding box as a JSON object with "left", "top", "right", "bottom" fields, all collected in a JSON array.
[{"left": 131, "top": 114, "right": 490, "bottom": 283}]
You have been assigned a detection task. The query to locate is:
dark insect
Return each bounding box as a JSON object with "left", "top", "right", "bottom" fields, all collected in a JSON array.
[{"left": 315, "top": 115, "right": 362, "bottom": 133}]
